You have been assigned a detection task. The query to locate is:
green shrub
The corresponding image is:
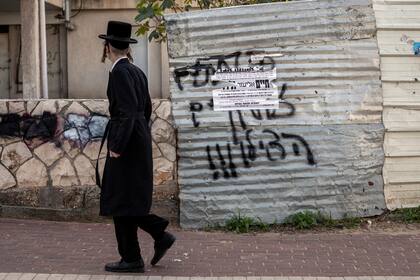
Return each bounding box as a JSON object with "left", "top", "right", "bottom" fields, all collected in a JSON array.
[
  {"left": 283, "top": 211, "right": 319, "bottom": 229},
  {"left": 283, "top": 211, "right": 362, "bottom": 230},
  {"left": 390, "top": 206, "right": 420, "bottom": 223},
  {"left": 339, "top": 215, "right": 362, "bottom": 229},
  {"left": 217, "top": 210, "right": 365, "bottom": 233},
  {"left": 254, "top": 217, "right": 270, "bottom": 231},
  {"left": 224, "top": 212, "right": 270, "bottom": 233}
]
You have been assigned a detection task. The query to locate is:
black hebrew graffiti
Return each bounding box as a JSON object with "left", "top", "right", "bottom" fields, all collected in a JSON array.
[
  {"left": 206, "top": 112, "right": 317, "bottom": 180},
  {"left": 189, "top": 102, "right": 203, "bottom": 128},
  {"left": 0, "top": 112, "right": 108, "bottom": 148},
  {"left": 174, "top": 51, "right": 275, "bottom": 91},
  {"left": 189, "top": 83, "right": 294, "bottom": 129},
  {"left": 174, "top": 51, "right": 316, "bottom": 180}
]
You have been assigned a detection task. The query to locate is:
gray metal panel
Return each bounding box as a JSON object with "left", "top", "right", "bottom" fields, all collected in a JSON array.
[
  {"left": 169, "top": 39, "right": 382, "bottom": 128},
  {"left": 179, "top": 124, "right": 385, "bottom": 228},
  {"left": 166, "top": 0, "right": 386, "bottom": 228},
  {"left": 166, "top": 0, "right": 377, "bottom": 58}
]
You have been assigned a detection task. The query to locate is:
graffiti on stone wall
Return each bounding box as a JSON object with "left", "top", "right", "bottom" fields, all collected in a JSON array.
[
  {"left": 0, "top": 112, "right": 108, "bottom": 148},
  {"left": 0, "top": 112, "right": 57, "bottom": 140},
  {"left": 62, "top": 114, "right": 108, "bottom": 147},
  {"left": 174, "top": 51, "right": 316, "bottom": 180}
]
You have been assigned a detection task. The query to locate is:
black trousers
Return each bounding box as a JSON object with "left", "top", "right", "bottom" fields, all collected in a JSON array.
[{"left": 113, "top": 214, "right": 169, "bottom": 262}]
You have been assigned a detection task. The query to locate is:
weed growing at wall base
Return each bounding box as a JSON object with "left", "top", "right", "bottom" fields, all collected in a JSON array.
[
  {"left": 390, "top": 206, "right": 420, "bottom": 223},
  {"left": 209, "top": 208, "right": 420, "bottom": 233},
  {"left": 283, "top": 211, "right": 319, "bottom": 229},
  {"left": 283, "top": 211, "right": 362, "bottom": 230},
  {"left": 223, "top": 211, "right": 270, "bottom": 233},
  {"left": 214, "top": 211, "right": 363, "bottom": 233}
]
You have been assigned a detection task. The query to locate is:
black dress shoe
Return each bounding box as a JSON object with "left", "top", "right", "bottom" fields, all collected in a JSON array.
[
  {"left": 151, "top": 232, "right": 176, "bottom": 266},
  {"left": 105, "top": 259, "right": 145, "bottom": 273}
]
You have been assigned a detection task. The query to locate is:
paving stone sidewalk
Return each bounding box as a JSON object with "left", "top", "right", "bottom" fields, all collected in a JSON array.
[
  {"left": 0, "top": 218, "right": 419, "bottom": 276},
  {"left": 1, "top": 275, "right": 420, "bottom": 280}
]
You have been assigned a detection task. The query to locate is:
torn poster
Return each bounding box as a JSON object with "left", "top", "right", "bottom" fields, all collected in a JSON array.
[{"left": 211, "top": 67, "right": 279, "bottom": 111}]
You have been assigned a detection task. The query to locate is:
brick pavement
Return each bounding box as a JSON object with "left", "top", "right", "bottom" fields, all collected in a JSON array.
[
  {"left": 1, "top": 275, "right": 420, "bottom": 280},
  {"left": 0, "top": 218, "right": 419, "bottom": 276}
]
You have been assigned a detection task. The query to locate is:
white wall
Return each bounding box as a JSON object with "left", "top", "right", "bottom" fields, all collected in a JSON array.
[
  {"left": 0, "top": 32, "right": 9, "bottom": 98},
  {"left": 67, "top": 9, "right": 169, "bottom": 99},
  {"left": 374, "top": 0, "right": 420, "bottom": 209},
  {"left": 0, "top": 1, "right": 170, "bottom": 100}
]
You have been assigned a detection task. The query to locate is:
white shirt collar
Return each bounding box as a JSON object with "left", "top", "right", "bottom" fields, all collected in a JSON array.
[{"left": 110, "top": 56, "right": 127, "bottom": 72}]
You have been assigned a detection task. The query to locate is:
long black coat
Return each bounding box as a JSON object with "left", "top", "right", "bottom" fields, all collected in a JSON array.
[{"left": 99, "top": 58, "right": 153, "bottom": 217}]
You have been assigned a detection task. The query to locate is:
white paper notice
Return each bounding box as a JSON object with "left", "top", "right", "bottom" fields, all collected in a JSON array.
[
  {"left": 212, "top": 67, "right": 277, "bottom": 82},
  {"left": 213, "top": 88, "right": 279, "bottom": 111},
  {"left": 211, "top": 67, "right": 279, "bottom": 111}
]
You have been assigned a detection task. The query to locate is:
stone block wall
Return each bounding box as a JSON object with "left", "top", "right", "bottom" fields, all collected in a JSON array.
[{"left": 0, "top": 99, "right": 178, "bottom": 222}]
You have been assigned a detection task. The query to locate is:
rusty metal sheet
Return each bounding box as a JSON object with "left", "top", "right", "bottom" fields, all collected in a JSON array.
[{"left": 166, "top": 0, "right": 386, "bottom": 228}]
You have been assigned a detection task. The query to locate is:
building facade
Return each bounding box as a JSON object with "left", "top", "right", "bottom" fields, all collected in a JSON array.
[{"left": 0, "top": 0, "right": 170, "bottom": 100}]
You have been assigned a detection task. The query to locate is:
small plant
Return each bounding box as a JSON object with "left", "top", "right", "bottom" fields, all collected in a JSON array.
[
  {"left": 339, "top": 215, "right": 362, "bottom": 229},
  {"left": 283, "top": 211, "right": 319, "bottom": 229},
  {"left": 224, "top": 211, "right": 270, "bottom": 233},
  {"left": 390, "top": 206, "right": 420, "bottom": 223},
  {"left": 283, "top": 211, "right": 362, "bottom": 230},
  {"left": 225, "top": 213, "right": 254, "bottom": 233},
  {"left": 317, "top": 213, "right": 362, "bottom": 229},
  {"left": 254, "top": 217, "right": 270, "bottom": 231}
]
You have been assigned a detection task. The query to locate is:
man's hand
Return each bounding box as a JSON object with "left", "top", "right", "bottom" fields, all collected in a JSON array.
[{"left": 110, "top": 150, "right": 121, "bottom": 158}]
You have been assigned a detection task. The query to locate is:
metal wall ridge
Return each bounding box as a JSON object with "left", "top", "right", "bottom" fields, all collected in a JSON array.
[
  {"left": 166, "top": 0, "right": 375, "bottom": 58},
  {"left": 165, "top": 0, "right": 373, "bottom": 20}
]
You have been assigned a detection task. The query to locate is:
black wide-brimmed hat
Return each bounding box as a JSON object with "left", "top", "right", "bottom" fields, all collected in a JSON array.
[{"left": 98, "top": 21, "right": 138, "bottom": 45}]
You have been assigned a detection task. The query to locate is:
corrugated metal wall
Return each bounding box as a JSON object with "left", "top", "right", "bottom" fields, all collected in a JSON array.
[
  {"left": 374, "top": 0, "right": 420, "bottom": 209},
  {"left": 166, "top": 0, "right": 387, "bottom": 228}
]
